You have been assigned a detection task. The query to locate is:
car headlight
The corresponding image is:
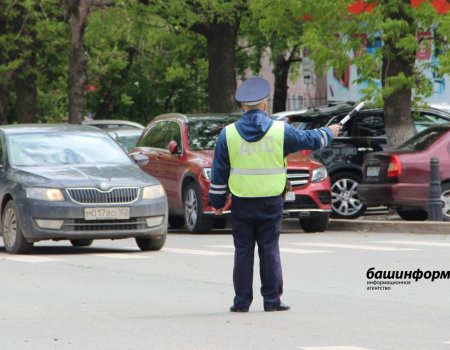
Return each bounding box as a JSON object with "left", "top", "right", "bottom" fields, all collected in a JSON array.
[
  {"left": 26, "top": 187, "right": 65, "bottom": 201},
  {"left": 201, "top": 168, "right": 211, "bottom": 180},
  {"left": 142, "top": 185, "right": 165, "bottom": 199},
  {"left": 311, "top": 166, "right": 328, "bottom": 183}
]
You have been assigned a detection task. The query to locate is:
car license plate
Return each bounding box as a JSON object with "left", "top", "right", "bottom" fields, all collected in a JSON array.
[
  {"left": 84, "top": 207, "right": 130, "bottom": 220},
  {"left": 366, "top": 166, "right": 380, "bottom": 177},
  {"left": 285, "top": 191, "right": 295, "bottom": 202}
]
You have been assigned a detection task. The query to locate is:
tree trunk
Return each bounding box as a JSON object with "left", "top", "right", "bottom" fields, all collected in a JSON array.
[
  {"left": 382, "top": 4, "right": 416, "bottom": 149},
  {"left": 382, "top": 56, "right": 415, "bottom": 148},
  {"left": 67, "top": 0, "right": 90, "bottom": 124},
  {"left": 272, "top": 54, "right": 290, "bottom": 113},
  {"left": 0, "top": 83, "right": 9, "bottom": 125},
  {"left": 205, "top": 23, "right": 238, "bottom": 113},
  {"left": 0, "top": 10, "right": 8, "bottom": 125},
  {"left": 15, "top": 69, "right": 37, "bottom": 123}
]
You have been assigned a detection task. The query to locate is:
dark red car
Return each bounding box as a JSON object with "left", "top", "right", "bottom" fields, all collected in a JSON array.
[
  {"left": 131, "top": 113, "right": 332, "bottom": 233},
  {"left": 358, "top": 124, "right": 450, "bottom": 220}
]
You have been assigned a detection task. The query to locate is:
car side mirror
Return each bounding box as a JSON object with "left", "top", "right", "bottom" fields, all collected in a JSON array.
[
  {"left": 130, "top": 153, "right": 149, "bottom": 166},
  {"left": 168, "top": 140, "right": 179, "bottom": 155}
]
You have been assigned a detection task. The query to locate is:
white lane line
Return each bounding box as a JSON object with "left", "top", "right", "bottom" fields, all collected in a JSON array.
[
  {"left": 280, "top": 248, "right": 330, "bottom": 254},
  {"left": 2, "top": 256, "right": 62, "bottom": 263},
  {"left": 162, "top": 248, "right": 233, "bottom": 256},
  {"left": 298, "top": 347, "right": 372, "bottom": 350},
  {"left": 443, "top": 341, "right": 450, "bottom": 344},
  {"left": 375, "top": 240, "right": 450, "bottom": 247},
  {"left": 208, "top": 245, "right": 330, "bottom": 254},
  {"left": 92, "top": 253, "right": 151, "bottom": 259},
  {"left": 290, "top": 243, "right": 418, "bottom": 251}
]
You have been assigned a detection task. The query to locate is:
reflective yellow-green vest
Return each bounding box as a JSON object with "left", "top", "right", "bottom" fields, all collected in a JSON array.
[{"left": 226, "top": 121, "right": 286, "bottom": 197}]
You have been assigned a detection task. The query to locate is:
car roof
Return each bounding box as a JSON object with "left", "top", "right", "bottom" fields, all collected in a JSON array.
[
  {"left": 106, "top": 128, "right": 143, "bottom": 136},
  {"left": 83, "top": 119, "right": 145, "bottom": 129},
  {"left": 270, "top": 109, "right": 310, "bottom": 119},
  {"left": 152, "top": 113, "right": 242, "bottom": 123},
  {"left": 0, "top": 123, "right": 102, "bottom": 135},
  {"left": 282, "top": 103, "right": 450, "bottom": 119}
]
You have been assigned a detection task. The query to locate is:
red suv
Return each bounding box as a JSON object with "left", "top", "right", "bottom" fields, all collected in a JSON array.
[{"left": 131, "top": 113, "right": 332, "bottom": 233}]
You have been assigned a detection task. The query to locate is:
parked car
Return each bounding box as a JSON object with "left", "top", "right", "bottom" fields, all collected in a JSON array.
[
  {"left": 107, "top": 128, "right": 143, "bottom": 152},
  {"left": 83, "top": 119, "right": 145, "bottom": 130},
  {"left": 271, "top": 103, "right": 450, "bottom": 219},
  {"left": 0, "top": 124, "right": 167, "bottom": 254},
  {"left": 357, "top": 124, "right": 450, "bottom": 220},
  {"left": 131, "top": 113, "right": 332, "bottom": 233}
]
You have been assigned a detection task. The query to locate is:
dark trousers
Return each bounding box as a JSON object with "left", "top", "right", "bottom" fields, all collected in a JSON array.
[{"left": 231, "top": 195, "right": 284, "bottom": 309}]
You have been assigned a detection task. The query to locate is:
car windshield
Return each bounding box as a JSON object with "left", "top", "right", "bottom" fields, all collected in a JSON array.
[
  {"left": 188, "top": 116, "right": 239, "bottom": 150},
  {"left": 397, "top": 126, "right": 450, "bottom": 151},
  {"left": 115, "top": 135, "right": 140, "bottom": 152},
  {"left": 7, "top": 131, "right": 132, "bottom": 166}
]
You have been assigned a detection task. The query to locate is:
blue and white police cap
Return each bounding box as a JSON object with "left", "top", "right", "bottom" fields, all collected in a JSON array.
[{"left": 235, "top": 77, "right": 271, "bottom": 104}]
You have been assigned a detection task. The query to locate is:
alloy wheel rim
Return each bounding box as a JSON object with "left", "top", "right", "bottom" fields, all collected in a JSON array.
[
  {"left": 441, "top": 189, "right": 450, "bottom": 220},
  {"left": 185, "top": 188, "right": 198, "bottom": 229},
  {"left": 3, "top": 208, "right": 17, "bottom": 248},
  {"left": 331, "top": 178, "right": 362, "bottom": 216}
]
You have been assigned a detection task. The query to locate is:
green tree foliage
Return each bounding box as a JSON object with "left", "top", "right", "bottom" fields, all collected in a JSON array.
[
  {"left": 147, "top": 0, "right": 248, "bottom": 113},
  {"left": 84, "top": 2, "right": 208, "bottom": 123},
  {"left": 0, "top": 0, "right": 67, "bottom": 124},
  {"left": 241, "top": 0, "right": 304, "bottom": 112},
  {"left": 300, "top": 0, "right": 448, "bottom": 147}
]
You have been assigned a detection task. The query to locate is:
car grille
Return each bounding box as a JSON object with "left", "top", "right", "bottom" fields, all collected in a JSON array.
[
  {"left": 283, "top": 195, "right": 317, "bottom": 209},
  {"left": 66, "top": 187, "right": 140, "bottom": 204},
  {"left": 287, "top": 170, "right": 310, "bottom": 188},
  {"left": 62, "top": 218, "right": 148, "bottom": 231}
]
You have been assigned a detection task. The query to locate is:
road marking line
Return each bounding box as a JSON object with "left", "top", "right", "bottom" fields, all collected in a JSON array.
[
  {"left": 208, "top": 245, "right": 330, "bottom": 254},
  {"left": 443, "top": 341, "right": 450, "bottom": 344},
  {"left": 375, "top": 240, "right": 450, "bottom": 247},
  {"left": 280, "top": 248, "right": 330, "bottom": 254},
  {"left": 298, "top": 347, "right": 372, "bottom": 350},
  {"left": 206, "top": 244, "right": 234, "bottom": 249},
  {"left": 92, "top": 253, "right": 150, "bottom": 259},
  {"left": 162, "top": 248, "right": 233, "bottom": 256},
  {"left": 290, "top": 243, "right": 418, "bottom": 251},
  {"left": 2, "top": 256, "right": 62, "bottom": 263}
]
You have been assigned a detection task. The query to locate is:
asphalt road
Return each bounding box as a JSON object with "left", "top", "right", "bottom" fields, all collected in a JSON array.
[{"left": 1, "top": 228, "right": 449, "bottom": 350}]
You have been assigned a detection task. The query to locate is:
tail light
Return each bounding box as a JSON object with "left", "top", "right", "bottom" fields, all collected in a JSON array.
[
  {"left": 301, "top": 150, "right": 312, "bottom": 156},
  {"left": 387, "top": 155, "right": 402, "bottom": 178}
]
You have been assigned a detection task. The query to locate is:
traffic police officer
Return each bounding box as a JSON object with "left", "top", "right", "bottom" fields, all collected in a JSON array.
[{"left": 209, "top": 77, "right": 341, "bottom": 312}]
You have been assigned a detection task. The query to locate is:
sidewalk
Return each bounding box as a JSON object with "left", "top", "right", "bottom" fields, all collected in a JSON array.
[
  {"left": 328, "top": 217, "right": 450, "bottom": 234},
  {"left": 282, "top": 210, "right": 450, "bottom": 234}
]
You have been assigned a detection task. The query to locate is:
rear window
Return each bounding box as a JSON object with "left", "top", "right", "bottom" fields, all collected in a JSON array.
[
  {"left": 188, "top": 116, "right": 239, "bottom": 150},
  {"left": 397, "top": 126, "right": 450, "bottom": 151}
]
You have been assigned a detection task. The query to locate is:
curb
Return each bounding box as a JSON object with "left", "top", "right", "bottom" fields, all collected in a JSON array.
[
  {"left": 281, "top": 218, "right": 450, "bottom": 234},
  {"left": 328, "top": 219, "right": 450, "bottom": 234}
]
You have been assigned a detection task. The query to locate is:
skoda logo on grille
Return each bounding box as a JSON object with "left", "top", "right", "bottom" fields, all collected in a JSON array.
[{"left": 99, "top": 183, "right": 110, "bottom": 190}]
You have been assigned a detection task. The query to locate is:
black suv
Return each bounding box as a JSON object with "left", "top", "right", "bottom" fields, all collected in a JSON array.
[{"left": 272, "top": 102, "right": 450, "bottom": 219}]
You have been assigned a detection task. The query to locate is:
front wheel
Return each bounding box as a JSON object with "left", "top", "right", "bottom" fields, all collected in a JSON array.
[
  {"left": 440, "top": 183, "right": 450, "bottom": 221},
  {"left": 70, "top": 239, "right": 93, "bottom": 247},
  {"left": 2, "top": 201, "right": 34, "bottom": 254},
  {"left": 299, "top": 214, "right": 330, "bottom": 233},
  {"left": 168, "top": 215, "right": 185, "bottom": 229},
  {"left": 135, "top": 234, "right": 166, "bottom": 251},
  {"left": 331, "top": 172, "right": 366, "bottom": 219},
  {"left": 183, "top": 182, "right": 213, "bottom": 233}
]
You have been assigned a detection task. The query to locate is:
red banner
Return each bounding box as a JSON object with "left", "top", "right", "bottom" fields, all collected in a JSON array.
[{"left": 349, "top": 0, "right": 450, "bottom": 14}]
